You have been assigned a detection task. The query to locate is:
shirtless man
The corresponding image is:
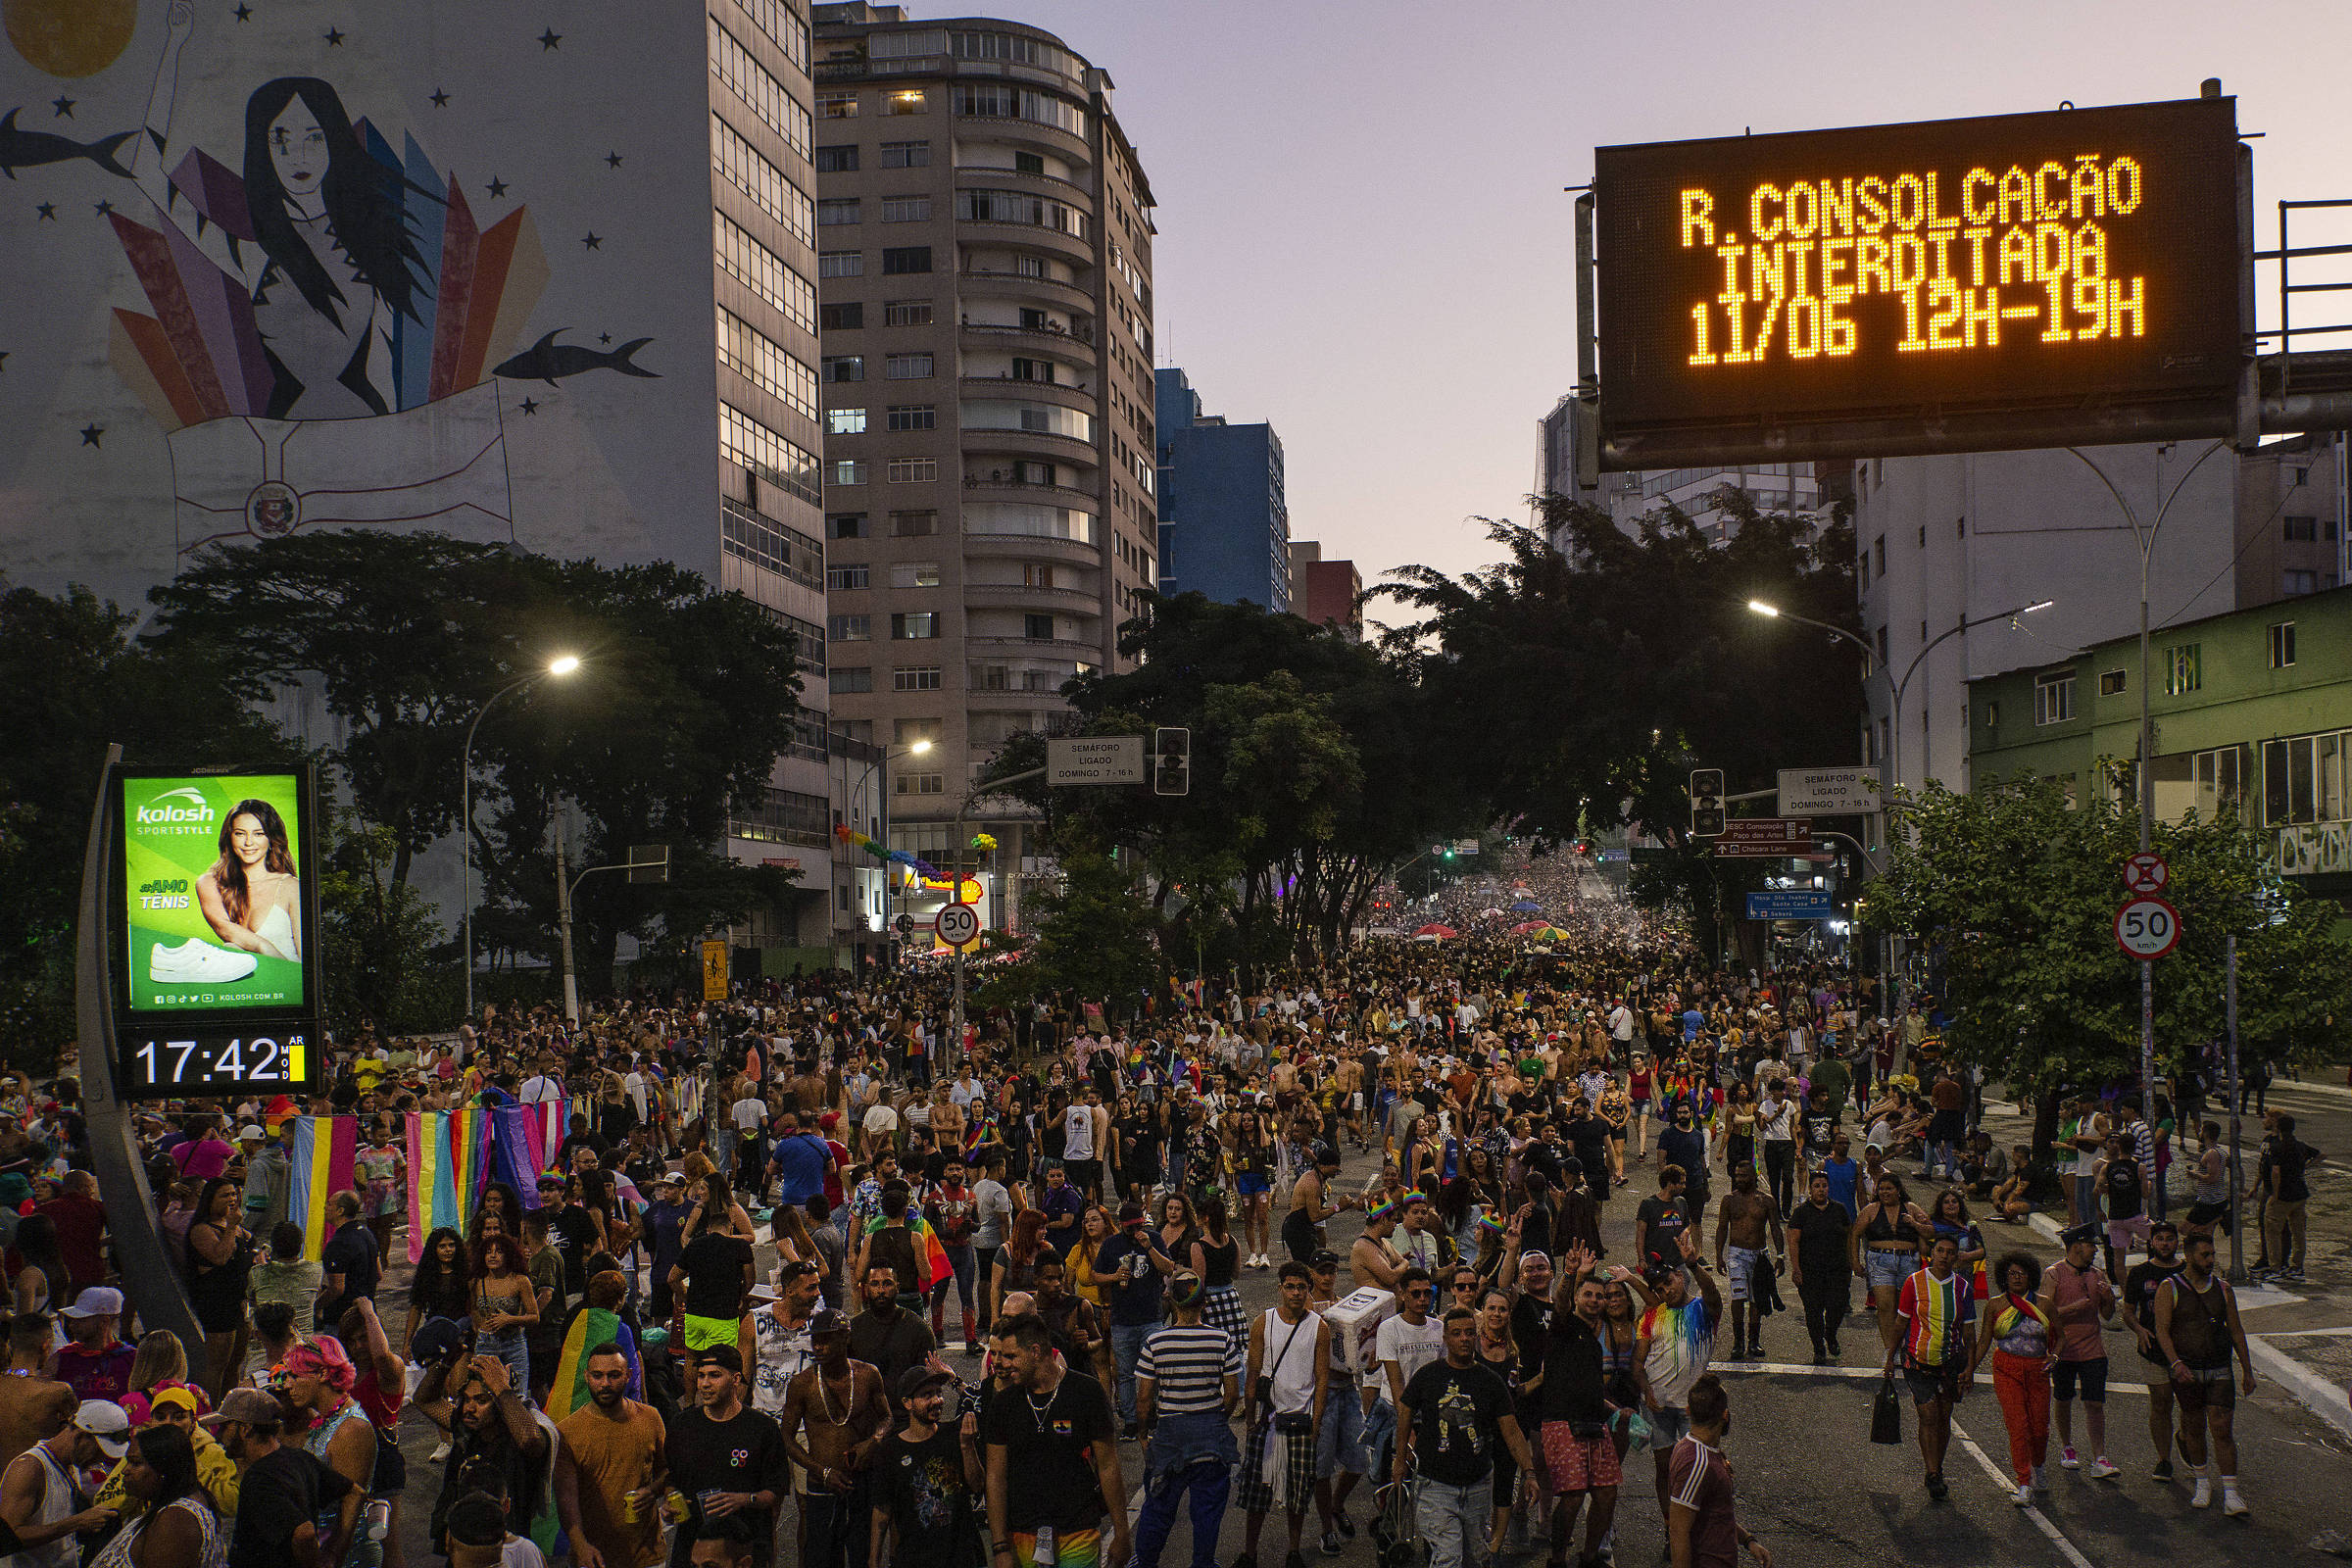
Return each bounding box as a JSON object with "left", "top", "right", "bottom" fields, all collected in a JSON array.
[
  {"left": 1281, "top": 1146, "right": 1356, "bottom": 1264},
  {"left": 0, "top": 1312, "right": 74, "bottom": 1469},
  {"left": 775, "top": 1308, "right": 890, "bottom": 1567},
  {"left": 1349, "top": 1202, "right": 1407, "bottom": 1291},
  {"left": 1713, "top": 1163, "right": 1785, "bottom": 1362},
  {"left": 1332, "top": 1055, "right": 1367, "bottom": 1152}
]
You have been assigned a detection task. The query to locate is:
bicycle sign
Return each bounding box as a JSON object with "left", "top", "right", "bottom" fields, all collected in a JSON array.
[
  {"left": 934, "top": 902, "right": 982, "bottom": 949},
  {"left": 2114, "top": 896, "right": 2181, "bottom": 959},
  {"left": 2122, "top": 851, "right": 2169, "bottom": 895}
]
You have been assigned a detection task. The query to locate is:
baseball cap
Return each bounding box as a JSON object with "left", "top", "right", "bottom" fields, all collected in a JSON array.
[
  {"left": 895, "top": 1364, "right": 955, "bottom": 1402},
  {"left": 1117, "top": 1200, "right": 1147, "bottom": 1226},
  {"left": 237, "top": 1124, "right": 266, "bottom": 1140},
  {"left": 2059, "top": 1221, "right": 2102, "bottom": 1249},
  {"left": 203, "top": 1387, "right": 285, "bottom": 1428},
  {"left": 1309, "top": 1249, "right": 1341, "bottom": 1269},
  {"left": 63, "top": 1287, "right": 122, "bottom": 1319},
  {"left": 808, "top": 1308, "right": 851, "bottom": 1337},
  {"left": 73, "top": 1400, "right": 131, "bottom": 1458}
]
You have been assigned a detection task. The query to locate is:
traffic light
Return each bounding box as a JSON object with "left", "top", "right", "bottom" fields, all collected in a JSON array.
[
  {"left": 1153, "top": 727, "right": 1191, "bottom": 795},
  {"left": 1690, "top": 768, "right": 1726, "bottom": 838}
]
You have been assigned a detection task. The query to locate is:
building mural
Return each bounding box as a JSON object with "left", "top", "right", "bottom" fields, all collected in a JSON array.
[{"left": 0, "top": 0, "right": 717, "bottom": 601}]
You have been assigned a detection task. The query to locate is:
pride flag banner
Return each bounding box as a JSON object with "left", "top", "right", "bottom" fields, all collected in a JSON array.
[
  {"left": 405, "top": 1109, "right": 492, "bottom": 1263},
  {"left": 865, "top": 1213, "right": 953, "bottom": 1292},
  {"left": 286, "top": 1116, "right": 358, "bottom": 1261},
  {"left": 492, "top": 1104, "right": 553, "bottom": 1206},
  {"left": 545, "top": 1306, "right": 642, "bottom": 1421}
]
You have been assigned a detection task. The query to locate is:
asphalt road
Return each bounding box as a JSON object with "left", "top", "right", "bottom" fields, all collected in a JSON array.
[{"left": 377, "top": 1123, "right": 2352, "bottom": 1568}]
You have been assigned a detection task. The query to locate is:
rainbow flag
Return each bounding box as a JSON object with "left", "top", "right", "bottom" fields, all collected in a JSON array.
[
  {"left": 544, "top": 1306, "right": 642, "bottom": 1421},
  {"left": 405, "top": 1109, "right": 492, "bottom": 1264},
  {"left": 866, "top": 1213, "right": 953, "bottom": 1292},
  {"left": 491, "top": 1105, "right": 552, "bottom": 1206},
  {"left": 286, "top": 1116, "right": 358, "bottom": 1262}
]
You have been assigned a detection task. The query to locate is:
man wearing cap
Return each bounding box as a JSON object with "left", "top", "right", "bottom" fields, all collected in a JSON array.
[
  {"left": 641, "top": 1173, "right": 694, "bottom": 1324},
  {"left": 210, "top": 1385, "right": 354, "bottom": 1568},
  {"left": 45, "top": 1290, "right": 134, "bottom": 1406},
  {"left": 868, "top": 1364, "right": 984, "bottom": 1568},
  {"left": 316, "top": 1192, "right": 380, "bottom": 1331},
  {"left": 91, "top": 1384, "right": 240, "bottom": 1518},
  {"left": 777, "top": 1312, "right": 885, "bottom": 1568},
  {"left": 2036, "top": 1222, "right": 2119, "bottom": 1480},
  {"left": 0, "top": 1397, "right": 121, "bottom": 1568}
]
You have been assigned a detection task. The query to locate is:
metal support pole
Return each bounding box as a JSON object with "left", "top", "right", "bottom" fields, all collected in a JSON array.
[
  {"left": 952, "top": 764, "right": 1045, "bottom": 1073},
  {"left": 2226, "top": 936, "right": 2243, "bottom": 1282},
  {"left": 555, "top": 808, "right": 578, "bottom": 1025}
]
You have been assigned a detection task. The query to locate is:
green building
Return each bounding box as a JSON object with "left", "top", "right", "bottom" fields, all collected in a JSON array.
[{"left": 1967, "top": 583, "right": 2352, "bottom": 906}]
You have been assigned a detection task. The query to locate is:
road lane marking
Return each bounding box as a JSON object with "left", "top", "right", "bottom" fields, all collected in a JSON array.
[{"left": 1950, "top": 1415, "right": 2100, "bottom": 1568}]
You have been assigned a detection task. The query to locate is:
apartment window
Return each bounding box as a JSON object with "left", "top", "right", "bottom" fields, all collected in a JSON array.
[
  {"left": 2034, "top": 672, "right": 2075, "bottom": 725},
  {"left": 1022, "top": 612, "right": 1054, "bottom": 641},
  {"left": 2285, "top": 514, "right": 2320, "bottom": 542},
  {"left": 719, "top": 500, "right": 823, "bottom": 592},
  {"left": 1021, "top": 669, "right": 1056, "bottom": 691},
  {"left": 716, "top": 306, "right": 817, "bottom": 418},
  {"left": 881, "top": 246, "right": 933, "bottom": 274},
  {"left": 894, "top": 665, "right": 943, "bottom": 691},
  {"left": 1857, "top": 551, "right": 1871, "bottom": 592},
  {"left": 817, "top": 198, "right": 861, "bottom": 225},
  {"left": 822, "top": 355, "right": 864, "bottom": 383},
  {"left": 896, "top": 772, "right": 946, "bottom": 796},
  {"left": 827, "top": 613, "right": 870, "bottom": 641},
  {"left": 884, "top": 300, "right": 934, "bottom": 327},
  {"left": 817, "top": 92, "right": 858, "bottom": 119},
  {"left": 825, "top": 563, "right": 869, "bottom": 590},
  {"left": 1873, "top": 536, "right": 1886, "bottom": 575},
  {"left": 886, "top": 404, "right": 936, "bottom": 431},
  {"left": 829, "top": 512, "right": 869, "bottom": 539},
  {"left": 710, "top": 17, "right": 812, "bottom": 158},
  {"left": 814, "top": 145, "right": 858, "bottom": 172},
  {"left": 714, "top": 213, "right": 815, "bottom": 334},
  {"left": 955, "top": 189, "right": 1088, "bottom": 237},
  {"left": 719, "top": 403, "right": 819, "bottom": 505},
  {"left": 891, "top": 612, "right": 942, "bottom": 640},
  {"left": 818, "top": 250, "right": 863, "bottom": 278},
  {"left": 1015, "top": 255, "right": 1048, "bottom": 279},
  {"left": 895, "top": 718, "right": 943, "bottom": 747},
  {"left": 971, "top": 663, "right": 1008, "bottom": 690},
  {"left": 1873, "top": 625, "right": 1889, "bottom": 666},
  {"left": 890, "top": 509, "right": 938, "bottom": 537},
  {"left": 952, "top": 82, "right": 1085, "bottom": 135},
  {"left": 885, "top": 353, "right": 935, "bottom": 379},
  {"left": 880, "top": 195, "right": 932, "bottom": 222},
  {"left": 828, "top": 408, "right": 866, "bottom": 435},
  {"left": 887, "top": 458, "right": 939, "bottom": 482},
  {"left": 1982, "top": 701, "right": 1999, "bottom": 727},
  {"left": 890, "top": 562, "right": 942, "bottom": 588},
  {"left": 2165, "top": 643, "right": 2201, "bottom": 695},
  {"left": 2264, "top": 730, "right": 2348, "bottom": 826},
  {"left": 829, "top": 666, "right": 872, "bottom": 694},
  {"left": 820, "top": 302, "right": 863, "bottom": 331},
  {"left": 884, "top": 89, "right": 928, "bottom": 116},
  {"left": 1014, "top": 151, "right": 1046, "bottom": 175},
  {"left": 1021, "top": 563, "right": 1055, "bottom": 587},
  {"left": 737, "top": 0, "right": 810, "bottom": 72},
  {"left": 710, "top": 115, "right": 813, "bottom": 243},
  {"left": 880, "top": 139, "right": 931, "bottom": 168},
  {"left": 2283, "top": 568, "right": 2320, "bottom": 596},
  {"left": 2270, "top": 621, "right": 2297, "bottom": 668},
  {"left": 2195, "top": 745, "right": 2247, "bottom": 820},
  {"left": 2099, "top": 668, "right": 2127, "bottom": 697},
  {"left": 830, "top": 459, "right": 865, "bottom": 485}
]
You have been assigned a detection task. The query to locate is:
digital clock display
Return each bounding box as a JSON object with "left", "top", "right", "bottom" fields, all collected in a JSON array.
[
  {"left": 1593, "top": 96, "right": 2242, "bottom": 468},
  {"left": 120, "top": 1025, "right": 316, "bottom": 1100}
]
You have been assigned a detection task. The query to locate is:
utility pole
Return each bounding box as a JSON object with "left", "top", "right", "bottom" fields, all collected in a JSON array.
[{"left": 554, "top": 808, "right": 578, "bottom": 1024}]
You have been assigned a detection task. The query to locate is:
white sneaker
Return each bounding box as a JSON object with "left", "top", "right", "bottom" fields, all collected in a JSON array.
[
  {"left": 2088, "top": 1457, "right": 2121, "bottom": 1481},
  {"left": 2014, "top": 1483, "right": 2033, "bottom": 1506},
  {"left": 2223, "top": 1487, "right": 2249, "bottom": 1517},
  {"left": 2190, "top": 1479, "right": 2211, "bottom": 1508},
  {"left": 2059, "top": 1448, "right": 2080, "bottom": 1470},
  {"left": 150, "top": 937, "right": 257, "bottom": 984}
]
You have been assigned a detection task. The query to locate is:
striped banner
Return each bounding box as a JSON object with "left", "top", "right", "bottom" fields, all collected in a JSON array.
[
  {"left": 286, "top": 1116, "right": 358, "bottom": 1261},
  {"left": 404, "top": 1109, "right": 492, "bottom": 1263},
  {"left": 491, "top": 1104, "right": 552, "bottom": 1206}
]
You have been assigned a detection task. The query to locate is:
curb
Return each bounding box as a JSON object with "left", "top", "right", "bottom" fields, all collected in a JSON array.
[{"left": 2249, "top": 1334, "right": 2352, "bottom": 1443}]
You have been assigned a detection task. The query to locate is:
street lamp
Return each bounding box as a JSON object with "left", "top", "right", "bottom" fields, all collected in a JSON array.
[
  {"left": 851, "top": 740, "right": 932, "bottom": 960},
  {"left": 461, "top": 654, "right": 583, "bottom": 1019}
]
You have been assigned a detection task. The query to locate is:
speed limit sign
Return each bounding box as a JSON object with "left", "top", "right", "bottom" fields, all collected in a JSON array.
[
  {"left": 2123, "top": 851, "right": 2169, "bottom": 895},
  {"left": 934, "top": 902, "right": 982, "bottom": 949},
  {"left": 2114, "top": 896, "right": 2181, "bottom": 959}
]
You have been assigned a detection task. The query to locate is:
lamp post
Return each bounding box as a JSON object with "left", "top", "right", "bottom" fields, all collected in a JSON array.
[
  {"left": 855, "top": 740, "right": 931, "bottom": 964},
  {"left": 461, "top": 654, "right": 581, "bottom": 1020}
]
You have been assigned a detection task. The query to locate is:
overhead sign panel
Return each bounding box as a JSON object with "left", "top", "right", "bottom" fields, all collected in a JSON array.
[
  {"left": 1048, "top": 735, "right": 1147, "bottom": 785},
  {"left": 1779, "top": 766, "right": 1882, "bottom": 816},
  {"left": 1713, "top": 817, "right": 1815, "bottom": 858},
  {"left": 1747, "top": 890, "right": 1835, "bottom": 920},
  {"left": 1594, "top": 97, "right": 2242, "bottom": 468}
]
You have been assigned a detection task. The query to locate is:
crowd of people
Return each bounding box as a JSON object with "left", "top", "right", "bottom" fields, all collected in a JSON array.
[{"left": 0, "top": 875, "right": 2299, "bottom": 1568}]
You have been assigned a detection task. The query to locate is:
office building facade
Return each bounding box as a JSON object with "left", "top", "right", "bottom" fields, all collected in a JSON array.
[
  {"left": 808, "top": 5, "right": 1157, "bottom": 930},
  {"left": 1154, "top": 368, "right": 1290, "bottom": 610},
  {"left": 1290, "top": 541, "right": 1363, "bottom": 639}
]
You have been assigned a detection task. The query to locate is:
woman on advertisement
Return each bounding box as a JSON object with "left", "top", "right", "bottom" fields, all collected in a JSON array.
[{"left": 195, "top": 800, "right": 302, "bottom": 963}]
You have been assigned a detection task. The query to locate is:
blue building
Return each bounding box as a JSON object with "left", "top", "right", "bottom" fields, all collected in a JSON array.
[{"left": 1154, "top": 368, "right": 1291, "bottom": 611}]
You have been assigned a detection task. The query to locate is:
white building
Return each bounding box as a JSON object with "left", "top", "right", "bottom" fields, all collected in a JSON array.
[{"left": 1538, "top": 394, "right": 1826, "bottom": 547}]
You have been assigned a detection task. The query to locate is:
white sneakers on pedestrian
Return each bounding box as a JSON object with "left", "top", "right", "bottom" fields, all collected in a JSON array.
[
  {"left": 2087, "top": 1457, "right": 2121, "bottom": 1481},
  {"left": 2223, "top": 1484, "right": 2249, "bottom": 1517},
  {"left": 2059, "top": 1447, "right": 2080, "bottom": 1470},
  {"left": 2190, "top": 1479, "right": 2212, "bottom": 1508},
  {"left": 2014, "top": 1483, "right": 2033, "bottom": 1506},
  {"left": 150, "top": 937, "right": 258, "bottom": 984}
]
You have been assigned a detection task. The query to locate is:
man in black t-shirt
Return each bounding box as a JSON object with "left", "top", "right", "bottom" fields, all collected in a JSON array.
[
  {"left": 316, "top": 1193, "right": 378, "bottom": 1326},
  {"left": 2123, "top": 1220, "right": 2188, "bottom": 1479},
  {"left": 664, "top": 1346, "right": 789, "bottom": 1568},
  {"left": 980, "top": 1313, "right": 1128, "bottom": 1568},
  {"left": 1395, "top": 1308, "right": 1537, "bottom": 1568},
  {"left": 214, "top": 1387, "right": 356, "bottom": 1568},
  {"left": 872, "top": 1366, "right": 985, "bottom": 1568},
  {"left": 1636, "top": 1167, "right": 1693, "bottom": 1271}
]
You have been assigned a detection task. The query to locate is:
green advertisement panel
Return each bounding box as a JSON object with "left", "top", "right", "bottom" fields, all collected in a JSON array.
[{"left": 121, "top": 772, "right": 312, "bottom": 1015}]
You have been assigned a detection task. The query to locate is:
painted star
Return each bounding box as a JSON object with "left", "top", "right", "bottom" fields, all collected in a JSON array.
[
  {"left": 323, "top": 26, "right": 345, "bottom": 46},
  {"left": 604, "top": 151, "right": 622, "bottom": 169},
  {"left": 51, "top": 96, "right": 74, "bottom": 119},
  {"left": 35, "top": 202, "right": 56, "bottom": 220},
  {"left": 581, "top": 231, "right": 601, "bottom": 250},
  {"left": 599, "top": 332, "right": 612, "bottom": 345},
  {"left": 93, "top": 199, "right": 113, "bottom": 217},
  {"left": 485, "top": 175, "right": 509, "bottom": 198},
  {"left": 80, "top": 424, "right": 103, "bottom": 447},
  {"left": 538, "top": 28, "right": 562, "bottom": 50},
  {"left": 233, "top": 3, "right": 253, "bottom": 19},
  {"left": 430, "top": 89, "right": 450, "bottom": 108},
  {"left": 518, "top": 397, "right": 539, "bottom": 415}
]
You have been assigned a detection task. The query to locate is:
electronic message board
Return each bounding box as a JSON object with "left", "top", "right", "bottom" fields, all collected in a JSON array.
[{"left": 1594, "top": 97, "right": 2243, "bottom": 468}]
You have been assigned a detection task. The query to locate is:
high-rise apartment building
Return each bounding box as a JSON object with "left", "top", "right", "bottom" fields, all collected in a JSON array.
[
  {"left": 809, "top": 5, "right": 1157, "bottom": 928},
  {"left": 1155, "top": 368, "right": 1290, "bottom": 610}
]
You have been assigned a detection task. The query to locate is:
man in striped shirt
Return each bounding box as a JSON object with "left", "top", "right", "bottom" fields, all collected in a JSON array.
[
  {"left": 1887, "top": 1233, "right": 1975, "bottom": 1500},
  {"left": 1130, "top": 1272, "right": 1241, "bottom": 1568}
]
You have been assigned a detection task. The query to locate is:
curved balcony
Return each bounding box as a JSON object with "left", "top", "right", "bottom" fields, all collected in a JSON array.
[
  {"left": 956, "top": 423, "right": 1098, "bottom": 463},
  {"left": 960, "top": 530, "right": 1101, "bottom": 564},
  {"left": 952, "top": 213, "right": 1095, "bottom": 269},
  {"left": 957, "top": 269, "right": 1097, "bottom": 314},
  {"left": 962, "top": 581, "right": 1103, "bottom": 613},
  {"left": 959, "top": 374, "right": 1095, "bottom": 411},
  {"left": 961, "top": 475, "right": 1100, "bottom": 506},
  {"left": 966, "top": 634, "right": 1103, "bottom": 660},
  {"left": 957, "top": 319, "right": 1097, "bottom": 365},
  {"left": 954, "top": 163, "right": 1096, "bottom": 203},
  {"left": 952, "top": 111, "right": 1090, "bottom": 166}
]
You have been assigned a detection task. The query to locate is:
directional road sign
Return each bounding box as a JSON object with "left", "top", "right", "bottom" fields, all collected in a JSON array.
[
  {"left": 2115, "top": 896, "right": 2181, "bottom": 959},
  {"left": 2123, "top": 852, "right": 2170, "bottom": 895},
  {"left": 934, "top": 903, "right": 982, "bottom": 949},
  {"left": 1746, "top": 890, "right": 1835, "bottom": 919},
  {"left": 1712, "top": 818, "right": 1814, "bottom": 858}
]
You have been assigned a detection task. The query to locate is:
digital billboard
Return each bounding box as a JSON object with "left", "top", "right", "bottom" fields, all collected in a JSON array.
[
  {"left": 121, "top": 770, "right": 316, "bottom": 1015},
  {"left": 1593, "top": 97, "right": 2244, "bottom": 467}
]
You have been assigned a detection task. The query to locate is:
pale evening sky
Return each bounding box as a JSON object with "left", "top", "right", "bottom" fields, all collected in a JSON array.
[{"left": 956, "top": 0, "right": 2352, "bottom": 612}]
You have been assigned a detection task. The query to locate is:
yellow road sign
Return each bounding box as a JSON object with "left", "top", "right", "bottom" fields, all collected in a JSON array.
[{"left": 701, "top": 939, "right": 728, "bottom": 1001}]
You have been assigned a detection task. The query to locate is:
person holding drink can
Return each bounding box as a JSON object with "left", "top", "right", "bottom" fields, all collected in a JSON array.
[{"left": 556, "top": 1342, "right": 667, "bottom": 1568}]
